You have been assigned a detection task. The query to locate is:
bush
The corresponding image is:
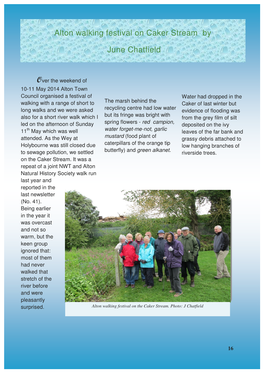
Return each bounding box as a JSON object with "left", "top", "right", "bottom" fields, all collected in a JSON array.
[
  {"left": 65, "top": 272, "right": 94, "bottom": 302},
  {"left": 200, "top": 243, "right": 214, "bottom": 251},
  {"left": 125, "top": 215, "right": 178, "bottom": 238},
  {"left": 65, "top": 248, "right": 118, "bottom": 302},
  {"left": 90, "top": 231, "right": 122, "bottom": 248},
  {"left": 65, "top": 191, "right": 99, "bottom": 239},
  {"left": 97, "top": 221, "right": 126, "bottom": 228},
  {"left": 65, "top": 210, "right": 88, "bottom": 250},
  {"left": 200, "top": 234, "right": 214, "bottom": 245}
]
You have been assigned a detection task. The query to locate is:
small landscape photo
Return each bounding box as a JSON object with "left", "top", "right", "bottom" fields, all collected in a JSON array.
[{"left": 65, "top": 190, "right": 231, "bottom": 303}]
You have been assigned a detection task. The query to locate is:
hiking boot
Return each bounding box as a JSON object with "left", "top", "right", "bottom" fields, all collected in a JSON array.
[
  {"left": 174, "top": 292, "right": 183, "bottom": 297},
  {"left": 167, "top": 278, "right": 170, "bottom": 282},
  {"left": 159, "top": 278, "right": 162, "bottom": 282},
  {"left": 214, "top": 275, "right": 223, "bottom": 279},
  {"left": 223, "top": 274, "right": 231, "bottom": 278},
  {"left": 190, "top": 276, "right": 195, "bottom": 287},
  {"left": 197, "top": 271, "right": 201, "bottom": 276},
  {"left": 147, "top": 286, "right": 153, "bottom": 289},
  {"left": 131, "top": 284, "right": 135, "bottom": 289},
  {"left": 143, "top": 284, "right": 147, "bottom": 287},
  {"left": 181, "top": 277, "right": 187, "bottom": 285},
  {"left": 125, "top": 284, "right": 129, "bottom": 288},
  {"left": 169, "top": 290, "right": 175, "bottom": 293}
]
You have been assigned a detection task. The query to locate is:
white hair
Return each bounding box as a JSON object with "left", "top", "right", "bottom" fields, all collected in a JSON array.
[
  {"left": 119, "top": 234, "right": 126, "bottom": 242},
  {"left": 143, "top": 236, "right": 150, "bottom": 241},
  {"left": 214, "top": 225, "right": 222, "bottom": 230}
]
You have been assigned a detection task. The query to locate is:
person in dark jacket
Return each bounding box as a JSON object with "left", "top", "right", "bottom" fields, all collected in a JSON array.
[
  {"left": 164, "top": 231, "right": 184, "bottom": 297},
  {"left": 155, "top": 230, "right": 169, "bottom": 282},
  {"left": 189, "top": 231, "right": 201, "bottom": 276},
  {"left": 119, "top": 233, "right": 139, "bottom": 288},
  {"left": 178, "top": 227, "right": 199, "bottom": 287},
  {"left": 213, "top": 225, "right": 230, "bottom": 279}
]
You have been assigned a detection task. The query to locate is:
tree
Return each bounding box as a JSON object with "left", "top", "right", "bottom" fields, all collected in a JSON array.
[
  {"left": 123, "top": 190, "right": 231, "bottom": 238},
  {"left": 65, "top": 191, "right": 99, "bottom": 238},
  {"left": 65, "top": 210, "right": 88, "bottom": 250},
  {"left": 123, "top": 190, "right": 201, "bottom": 236},
  {"left": 199, "top": 190, "right": 231, "bottom": 234}
]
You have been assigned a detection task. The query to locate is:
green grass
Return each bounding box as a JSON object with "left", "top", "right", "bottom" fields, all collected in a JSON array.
[
  {"left": 65, "top": 247, "right": 116, "bottom": 302},
  {"left": 101, "top": 250, "right": 231, "bottom": 303},
  {"left": 65, "top": 248, "right": 231, "bottom": 303}
]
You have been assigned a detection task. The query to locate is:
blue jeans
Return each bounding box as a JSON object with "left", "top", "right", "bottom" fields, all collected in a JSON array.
[
  {"left": 124, "top": 266, "right": 136, "bottom": 285},
  {"left": 134, "top": 261, "right": 145, "bottom": 280}
]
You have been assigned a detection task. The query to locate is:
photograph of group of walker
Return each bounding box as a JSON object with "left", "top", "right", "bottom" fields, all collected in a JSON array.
[{"left": 65, "top": 190, "right": 231, "bottom": 303}]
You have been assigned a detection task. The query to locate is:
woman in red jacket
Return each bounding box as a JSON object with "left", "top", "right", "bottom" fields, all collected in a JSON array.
[{"left": 119, "top": 233, "right": 139, "bottom": 288}]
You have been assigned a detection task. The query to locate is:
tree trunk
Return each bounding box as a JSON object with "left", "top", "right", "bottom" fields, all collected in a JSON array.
[{"left": 190, "top": 197, "right": 200, "bottom": 239}]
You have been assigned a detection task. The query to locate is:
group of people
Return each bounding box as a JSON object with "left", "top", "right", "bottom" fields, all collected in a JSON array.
[{"left": 115, "top": 226, "right": 230, "bottom": 297}]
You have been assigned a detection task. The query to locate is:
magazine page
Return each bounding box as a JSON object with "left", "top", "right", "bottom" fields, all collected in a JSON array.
[{"left": 4, "top": 3, "right": 260, "bottom": 369}]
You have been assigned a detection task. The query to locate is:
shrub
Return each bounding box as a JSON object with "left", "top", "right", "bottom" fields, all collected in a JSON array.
[
  {"left": 125, "top": 215, "right": 177, "bottom": 238},
  {"left": 65, "top": 248, "right": 118, "bottom": 302},
  {"left": 200, "top": 243, "right": 214, "bottom": 251},
  {"left": 65, "top": 273, "right": 94, "bottom": 302},
  {"left": 65, "top": 191, "right": 99, "bottom": 239},
  {"left": 200, "top": 235, "right": 214, "bottom": 245},
  {"left": 90, "top": 231, "right": 122, "bottom": 248},
  {"left": 65, "top": 210, "right": 88, "bottom": 250},
  {"left": 97, "top": 220, "right": 126, "bottom": 228}
]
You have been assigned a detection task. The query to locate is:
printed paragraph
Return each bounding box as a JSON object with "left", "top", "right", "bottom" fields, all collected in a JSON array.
[
  {"left": 104, "top": 97, "right": 176, "bottom": 154},
  {"left": 181, "top": 93, "right": 243, "bottom": 155}
]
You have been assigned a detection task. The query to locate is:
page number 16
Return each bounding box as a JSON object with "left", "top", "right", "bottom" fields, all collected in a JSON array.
[{"left": 228, "top": 346, "right": 234, "bottom": 351}]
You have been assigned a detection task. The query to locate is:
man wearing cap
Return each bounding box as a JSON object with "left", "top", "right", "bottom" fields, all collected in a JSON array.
[
  {"left": 213, "top": 225, "right": 231, "bottom": 279},
  {"left": 155, "top": 230, "right": 169, "bottom": 282},
  {"left": 178, "top": 227, "right": 199, "bottom": 287}
]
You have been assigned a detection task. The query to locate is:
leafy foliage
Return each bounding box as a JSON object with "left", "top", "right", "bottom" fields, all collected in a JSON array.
[
  {"left": 65, "top": 190, "right": 99, "bottom": 238},
  {"left": 124, "top": 214, "right": 177, "bottom": 238},
  {"left": 90, "top": 231, "right": 122, "bottom": 248},
  {"left": 123, "top": 190, "right": 231, "bottom": 238},
  {"left": 202, "top": 190, "right": 231, "bottom": 234},
  {"left": 65, "top": 272, "right": 94, "bottom": 302},
  {"left": 65, "top": 248, "right": 118, "bottom": 302},
  {"left": 97, "top": 221, "right": 126, "bottom": 228},
  {"left": 65, "top": 210, "right": 88, "bottom": 250}
]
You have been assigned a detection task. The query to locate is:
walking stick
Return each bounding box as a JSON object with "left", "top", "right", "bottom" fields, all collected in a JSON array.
[{"left": 162, "top": 257, "right": 167, "bottom": 291}]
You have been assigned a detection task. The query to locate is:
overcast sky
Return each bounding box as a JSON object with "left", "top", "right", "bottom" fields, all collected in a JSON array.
[{"left": 72, "top": 188, "right": 210, "bottom": 218}]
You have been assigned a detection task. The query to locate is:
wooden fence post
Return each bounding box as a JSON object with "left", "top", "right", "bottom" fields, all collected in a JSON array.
[{"left": 114, "top": 249, "right": 121, "bottom": 286}]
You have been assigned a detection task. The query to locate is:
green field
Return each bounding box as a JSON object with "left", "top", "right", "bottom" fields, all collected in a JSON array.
[{"left": 65, "top": 247, "right": 231, "bottom": 303}]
